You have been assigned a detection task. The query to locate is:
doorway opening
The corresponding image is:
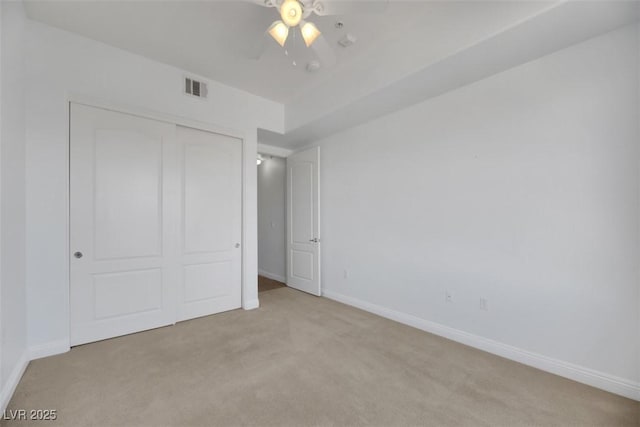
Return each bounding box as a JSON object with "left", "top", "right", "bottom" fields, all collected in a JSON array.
[{"left": 257, "top": 153, "right": 287, "bottom": 293}]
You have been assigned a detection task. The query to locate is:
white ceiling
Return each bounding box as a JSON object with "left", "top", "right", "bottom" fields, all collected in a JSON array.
[
  {"left": 24, "top": 0, "right": 554, "bottom": 104},
  {"left": 271, "top": 1, "right": 640, "bottom": 147},
  {"left": 23, "top": 0, "right": 639, "bottom": 148}
]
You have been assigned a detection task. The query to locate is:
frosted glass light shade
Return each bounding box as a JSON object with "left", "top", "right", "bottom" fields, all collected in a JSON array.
[
  {"left": 280, "top": 0, "right": 302, "bottom": 27},
  {"left": 268, "top": 21, "right": 289, "bottom": 47},
  {"left": 301, "top": 21, "right": 321, "bottom": 47}
]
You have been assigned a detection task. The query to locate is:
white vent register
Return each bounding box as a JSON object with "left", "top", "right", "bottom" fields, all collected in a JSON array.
[{"left": 185, "top": 77, "right": 208, "bottom": 99}]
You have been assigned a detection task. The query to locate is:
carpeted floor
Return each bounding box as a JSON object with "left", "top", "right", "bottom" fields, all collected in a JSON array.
[
  {"left": 258, "top": 275, "right": 286, "bottom": 293},
  {"left": 4, "top": 288, "right": 639, "bottom": 426}
]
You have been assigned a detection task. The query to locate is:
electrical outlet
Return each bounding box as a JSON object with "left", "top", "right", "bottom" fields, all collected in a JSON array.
[
  {"left": 445, "top": 291, "right": 453, "bottom": 303},
  {"left": 480, "top": 297, "right": 489, "bottom": 311}
]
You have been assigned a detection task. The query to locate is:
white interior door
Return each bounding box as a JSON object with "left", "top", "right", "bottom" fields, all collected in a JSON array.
[
  {"left": 70, "top": 103, "right": 180, "bottom": 346},
  {"left": 176, "top": 126, "right": 242, "bottom": 321},
  {"left": 286, "top": 146, "right": 321, "bottom": 296}
]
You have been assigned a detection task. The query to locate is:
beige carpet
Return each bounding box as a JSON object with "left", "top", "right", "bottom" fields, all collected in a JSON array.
[
  {"left": 4, "top": 288, "right": 639, "bottom": 426},
  {"left": 258, "top": 275, "right": 286, "bottom": 293}
]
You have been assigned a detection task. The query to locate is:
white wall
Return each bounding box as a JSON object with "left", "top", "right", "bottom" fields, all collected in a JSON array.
[
  {"left": 316, "top": 24, "right": 640, "bottom": 398},
  {"left": 258, "top": 156, "right": 286, "bottom": 282},
  {"left": 637, "top": 22, "right": 640, "bottom": 391},
  {"left": 24, "top": 19, "right": 284, "bottom": 353},
  {"left": 0, "top": 0, "right": 28, "bottom": 411}
]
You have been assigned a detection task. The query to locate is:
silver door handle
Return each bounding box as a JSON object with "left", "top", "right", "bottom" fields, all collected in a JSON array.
[{"left": 309, "top": 238, "right": 319, "bottom": 243}]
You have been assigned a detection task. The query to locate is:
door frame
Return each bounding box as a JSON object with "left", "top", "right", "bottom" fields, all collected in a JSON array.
[{"left": 65, "top": 93, "right": 257, "bottom": 348}]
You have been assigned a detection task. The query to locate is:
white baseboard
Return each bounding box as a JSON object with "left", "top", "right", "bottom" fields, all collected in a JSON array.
[
  {"left": 243, "top": 299, "right": 260, "bottom": 310},
  {"left": 322, "top": 289, "right": 640, "bottom": 401},
  {"left": 29, "top": 339, "right": 70, "bottom": 360},
  {"left": 258, "top": 269, "right": 286, "bottom": 284},
  {"left": 0, "top": 351, "right": 29, "bottom": 412}
]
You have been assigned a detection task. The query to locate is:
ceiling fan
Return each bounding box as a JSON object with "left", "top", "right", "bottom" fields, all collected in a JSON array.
[{"left": 247, "top": 0, "right": 389, "bottom": 65}]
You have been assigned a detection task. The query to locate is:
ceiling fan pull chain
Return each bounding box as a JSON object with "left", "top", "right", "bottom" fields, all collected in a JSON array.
[{"left": 292, "top": 27, "right": 298, "bottom": 66}]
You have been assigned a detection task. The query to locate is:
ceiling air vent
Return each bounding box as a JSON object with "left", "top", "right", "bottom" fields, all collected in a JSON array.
[{"left": 184, "top": 77, "right": 208, "bottom": 99}]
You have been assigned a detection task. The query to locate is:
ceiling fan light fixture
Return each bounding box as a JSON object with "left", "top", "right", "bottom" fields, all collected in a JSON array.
[
  {"left": 300, "top": 21, "right": 321, "bottom": 47},
  {"left": 268, "top": 20, "right": 289, "bottom": 47},
  {"left": 280, "top": 0, "right": 302, "bottom": 27}
]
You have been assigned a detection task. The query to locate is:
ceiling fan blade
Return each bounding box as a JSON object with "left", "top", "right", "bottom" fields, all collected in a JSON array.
[
  {"left": 311, "top": 0, "right": 389, "bottom": 16},
  {"left": 240, "top": 0, "right": 280, "bottom": 8},
  {"left": 310, "top": 34, "right": 336, "bottom": 68}
]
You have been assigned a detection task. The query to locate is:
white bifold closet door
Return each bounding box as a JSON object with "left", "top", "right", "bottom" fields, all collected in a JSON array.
[{"left": 70, "top": 103, "right": 241, "bottom": 346}]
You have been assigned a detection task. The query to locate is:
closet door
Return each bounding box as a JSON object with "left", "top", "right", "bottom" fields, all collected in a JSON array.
[
  {"left": 70, "top": 103, "right": 180, "bottom": 346},
  {"left": 176, "top": 126, "right": 242, "bottom": 321}
]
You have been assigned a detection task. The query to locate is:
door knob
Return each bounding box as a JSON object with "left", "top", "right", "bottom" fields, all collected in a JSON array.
[
  {"left": 74, "top": 252, "right": 83, "bottom": 259},
  {"left": 309, "top": 238, "right": 319, "bottom": 243},
  {"left": 235, "top": 243, "right": 240, "bottom": 248}
]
